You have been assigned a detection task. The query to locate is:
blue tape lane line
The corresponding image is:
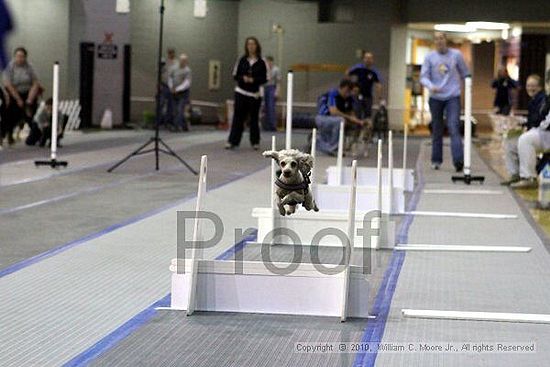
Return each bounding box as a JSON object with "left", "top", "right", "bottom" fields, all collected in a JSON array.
[
  {"left": 61, "top": 294, "right": 172, "bottom": 367},
  {"left": 0, "top": 165, "right": 267, "bottom": 279},
  {"left": 353, "top": 144, "right": 426, "bottom": 367},
  {"left": 215, "top": 230, "right": 258, "bottom": 260},
  {"left": 60, "top": 229, "right": 258, "bottom": 366}
]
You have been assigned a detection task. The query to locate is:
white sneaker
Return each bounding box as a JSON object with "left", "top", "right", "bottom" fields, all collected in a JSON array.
[{"left": 431, "top": 163, "right": 441, "bottom": 170}]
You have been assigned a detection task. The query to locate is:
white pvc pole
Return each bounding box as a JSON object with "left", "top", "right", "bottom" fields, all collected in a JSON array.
[
  {"left": 388, "top": 131, "right": 394, "bottom": 215},
  {"left": 464, "top": 77, "right": 472, "bottom": 175},
  {"left": 402, "top": 123, "right": 408, "bottom": 190},
  {"left": 51, "top": 62, "right": 59, "bottom": 161},
  {"left": 336, "top": 119, "right": 345, "bottom": 185},
  {"left": 285, "top": 70, "right": 293, "bottom": 150},
  {"left": 187, "top": 155, "right": 208, "bottom": 316},
  {"left": 341, "top": 159, "right": 357, "bottom": 322},
  {"left": 271, "top": 136, "right": 277, "bottom": 210},
  {"left": 310, "top": 128, "right": 317, "bottom": 190}
]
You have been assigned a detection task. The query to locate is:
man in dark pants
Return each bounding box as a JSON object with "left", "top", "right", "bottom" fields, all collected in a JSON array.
[
  {"left": 420, "top": 32, "right": 470, "bottom": 172},
  {"left": 347, "top": 51, "right": 382, "bottom": 119}
]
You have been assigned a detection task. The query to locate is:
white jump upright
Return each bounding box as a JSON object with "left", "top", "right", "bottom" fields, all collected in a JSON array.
[
  {"left": 285, "top": 70, "right": 293, "bottom": 150},
  {"left": 270, "top": 136, "right": 277, "bottom": 209},
  {"left": 310, "top": 128, "right": 317, "bottom": 190},
  {"left": 452, "top": 76, "right": 484, "bottom": 184},
  {"left": 35, "top": 62, "right": 68, "bottom": 168},
  {"left": 341, "top": 159, "right": 357, "bottom": 322},
  {"left": 336, "top": 119, "right": 345, "bottom": 185},
  {"left": 186, "top": 155, "right": 208, "bottom": 316}
]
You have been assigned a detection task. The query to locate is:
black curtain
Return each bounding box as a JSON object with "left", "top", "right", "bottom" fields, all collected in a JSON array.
[{"left": 518, "top": 34, "right": 547, "bottom": 110}]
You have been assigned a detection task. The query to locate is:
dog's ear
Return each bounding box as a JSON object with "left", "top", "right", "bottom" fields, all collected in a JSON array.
[
  {"left": 297, "top": 152, "right": 313, "bottom": 173},
  {"left": 262, "top": 150, "right": 279, "bottom": 161}
]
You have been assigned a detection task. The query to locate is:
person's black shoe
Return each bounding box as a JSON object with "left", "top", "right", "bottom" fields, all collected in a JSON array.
[{"left": 454, "top": 161, "right": 464, "bottom": 173}]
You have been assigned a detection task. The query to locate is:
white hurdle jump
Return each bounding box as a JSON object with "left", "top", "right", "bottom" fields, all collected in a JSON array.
[
  {"left": 253, "top": 136, "right": 394, "bottom": 249},
  {"left": 326, "top": 122, "right": 414, "bottom": 192},
  {"left": 315, "top": 137, "right": 405, "bottom": 214},
  {"left": 170, "top": 155, "right": 370, "bottom": 319}
]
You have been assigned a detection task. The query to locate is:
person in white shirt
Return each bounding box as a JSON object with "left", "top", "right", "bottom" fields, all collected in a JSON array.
[{"left": 168, "top": 53, "right": 192, "bottom": 131}]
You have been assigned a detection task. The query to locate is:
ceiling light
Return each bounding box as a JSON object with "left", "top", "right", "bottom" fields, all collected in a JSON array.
[
  {"left": 434, "top": 24, "right": 477, "bottom": 33},
  {"left": 466, "top": 22, "right": 510, "bottom": 30}
]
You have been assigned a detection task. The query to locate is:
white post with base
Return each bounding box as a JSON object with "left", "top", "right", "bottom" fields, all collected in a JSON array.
[
  {"left": 452, "top": 76, "right": 484, "bottom": 184},
  {"left": 35, "top": 62, "right": 68, "bottom": 168}
]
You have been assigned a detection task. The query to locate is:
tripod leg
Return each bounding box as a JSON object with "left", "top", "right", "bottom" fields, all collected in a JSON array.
[
  {"left": 107, "top": 138, "right": 155, "bottom": 172},
  {"left": 158, "top": 138, "right": 198, "bottom": 175}
]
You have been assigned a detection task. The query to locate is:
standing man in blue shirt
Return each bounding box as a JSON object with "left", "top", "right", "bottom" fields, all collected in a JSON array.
[
  {"left": 347, "top": 51, "right": 382, "bottom": 119},
  {"left": 421, "top": 32, "right": 470, "bottom": 172}
]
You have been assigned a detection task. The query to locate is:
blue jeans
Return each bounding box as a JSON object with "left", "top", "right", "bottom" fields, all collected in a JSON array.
[
  {"left": 263, "top": 85, "right": 277, "bottom": 131},
  {"left": 429, "top": 96, "right": 463, "bottom": 165},
  {"left": 159, "top": 84, "right": 174, "bottom": 126},
  {"left": 174, "top": 90, "right": 189, "bottom": 130},
  {"left": 315, "top": 115, "right": 342, "bottom": 154}
]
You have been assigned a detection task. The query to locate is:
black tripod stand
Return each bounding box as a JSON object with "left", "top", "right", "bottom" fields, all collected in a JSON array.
[{"left": 108, "top": 0, "right": 197, "bottom": 174}]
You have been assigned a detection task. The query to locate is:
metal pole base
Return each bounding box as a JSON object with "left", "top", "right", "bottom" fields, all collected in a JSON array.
[
  {"left": 107, "top": 136, "right": 198, "bottom": 175},
  {"left": 34, "top": 159, "right": 68, "bottom": 168},
  {"left": 451, "top": 173, "right": 485, "bottom": 185}
]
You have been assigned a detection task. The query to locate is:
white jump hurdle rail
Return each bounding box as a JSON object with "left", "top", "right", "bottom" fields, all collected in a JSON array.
[
  {"left": 285, "top": 70, "right": 293, "bottom": 150},
  {"left": 253, "top": 132, "right": 394, "bottom": 249},
  {"left": 170, "top": 156, "right": 370, "bottom": 319},
  {"left": 341, "top": 159, "right": 357, "bottom": 322},
  {"left": 35, "top": 62, "right": 68, "bottom": 168},
  {"left": 326, "top": 125, "right": 414, "bottom": 192},
  {"left": 316, "top": 138, "right": 404, "bottom": 214}
]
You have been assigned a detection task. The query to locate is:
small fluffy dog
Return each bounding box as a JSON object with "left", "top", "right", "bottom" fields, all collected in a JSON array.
[{"left": 263, "top": 149, "right": 319, "bottom": 216}]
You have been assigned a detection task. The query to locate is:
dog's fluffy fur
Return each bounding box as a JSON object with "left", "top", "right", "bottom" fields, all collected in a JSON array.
[{"left": 263, "top": 149, "right": 319, "bottom": 216}]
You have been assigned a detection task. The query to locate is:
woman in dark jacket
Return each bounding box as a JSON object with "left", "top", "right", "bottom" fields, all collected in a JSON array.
[{"left": 226, "top": 37, "right": 268, "bottom": 150}]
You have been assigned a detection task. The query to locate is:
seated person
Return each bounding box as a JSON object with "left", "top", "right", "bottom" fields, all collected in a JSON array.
[
  {"left": 26, "top": 98, "right": 66, "bottom": 147},
  {"left": 501, "top": 74, "right": 548, "bottom": 188},
  {"left": 315, "top": 79, "right": 364, "bottom": 155}
]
